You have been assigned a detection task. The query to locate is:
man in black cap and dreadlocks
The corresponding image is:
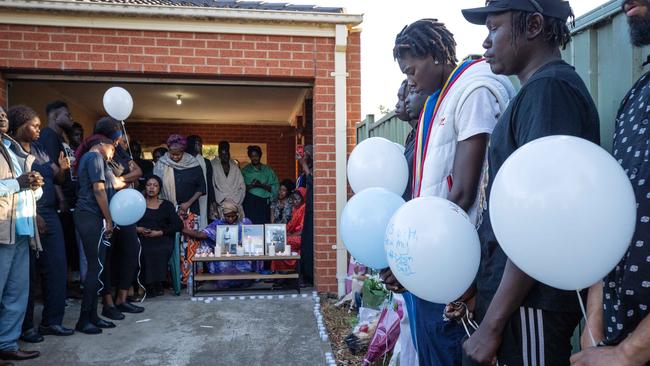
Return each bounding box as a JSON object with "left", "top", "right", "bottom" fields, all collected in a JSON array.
[
  {"left": 460, "top": 1, "right": 600, "bottom": 365},
  {"left": 381, "top": 18, "right": 514, "bottom": 366},
  {"left": 572, "top": 1, "right": 650, "bottom": 365}
]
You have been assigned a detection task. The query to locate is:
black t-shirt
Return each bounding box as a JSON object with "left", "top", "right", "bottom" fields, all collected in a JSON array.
[
  {"left": 477, "top": 60, "right": 600, "bottom": 312},
  {"left": 604, "top": 71, "right": 650, "bottom": 345},
  {"left": 30, "top": 142, "right": 56, "bottom": 209},
  {"left": 37, "top": 127, "right": 64, "bottom": 164},
  {"left": 76, "top": 151, "right": 116, "bottom": 217}
]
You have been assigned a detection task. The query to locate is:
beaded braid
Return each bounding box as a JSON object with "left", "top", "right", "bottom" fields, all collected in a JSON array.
[{"left": 393, "top": 18, "right": 457, "bottom": 64}]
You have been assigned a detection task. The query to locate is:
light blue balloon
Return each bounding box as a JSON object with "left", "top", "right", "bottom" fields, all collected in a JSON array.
[
  {"left": 340, "top": 187, "right": 405, "bottom": 269},
  {"left": 109, "top": 188, "right": 146, "bottom": 226}
]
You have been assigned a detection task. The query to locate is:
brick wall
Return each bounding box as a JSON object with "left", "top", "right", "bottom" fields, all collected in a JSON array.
[
  {"left": 127, "top": 122, "right": 296, "bottom": 182},
  {"left": 0, "top": 23, "right": 361, "bottom": 293}
]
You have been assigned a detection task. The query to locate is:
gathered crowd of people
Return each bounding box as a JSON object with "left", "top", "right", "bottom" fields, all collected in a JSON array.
[
  {"left": 0, "top": 101, "right": 314, "bottom": 364},
  {"left": 376, "top": 1, "right": 650, "bottom": 365}
]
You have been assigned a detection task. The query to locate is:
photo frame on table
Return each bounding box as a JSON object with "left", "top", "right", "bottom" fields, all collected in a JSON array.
[
  {"left": 265, "top": 224, "right": 287, "bottom": 254},
  {"left": 242, "top": 224, "right": 264, "bottom": 256},
  {"left": 216, "top": 225, "right": 239, "bottom": 255}
]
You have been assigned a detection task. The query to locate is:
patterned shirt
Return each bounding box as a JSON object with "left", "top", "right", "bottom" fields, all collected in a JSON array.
[{"left": 606, "top": 71, "right": 650, "bottom": 345}]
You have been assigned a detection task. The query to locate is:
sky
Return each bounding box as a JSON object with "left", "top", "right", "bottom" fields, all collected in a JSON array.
[{"left": 294, "top": 0, "right": 613, "bottom": 118}]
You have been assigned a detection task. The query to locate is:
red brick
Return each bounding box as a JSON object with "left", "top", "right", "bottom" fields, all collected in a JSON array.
[
  {"left": 77, "top": 35, "right": 103, "bottom": 44},
  {"left": 104, "top": 54, "right": 129, "bottom": 62},
  {"left": 7, "top": 59, "right": 35, "bottom": 68},
  {"left": 65, "top": 43, "right": 91, "bottom": 52},
  {"left": 130, "top": 55, "right": 155, "bottom": 63},
  {"left": 219, "top": 34, "right": 243, "bottom": 41},
  {"left": 206, "top": 58, "right": 229, "bottom": 66},
  {"left": 206, "top": 40, "right": 230, "bottom": 49},
  {"left": 144, "top": 47, "right": 169, "bottom": 55},
  {"left": 181, "top": 39, "right": 206, "bottom": 48},
  {"left": 181, "top": 56, "right": 204, "bottom": 65},
  {"left": 280, "top": 43, "right": 303, "bottom": 51},
  {"left": 156, "top": 38, "right": 181, "bottom": 47},
  {"left": 195, "top": 48, "right": 219, "bottom": 57},
  {"left": 155, "top": 56, "right": 180, "bottom": 64},
  {"left": 23, "top": 33, "right": 49, "bottom": 42},
  {"left": 22, "top": 51, "right": 49, "bottom": 59},
  {"left": 243, "top": 50, "right": 267, "bottom": 59},
  {"left": 77, "top": 53, "right": 103, "bottom": 62},
  {"left": 92, "top": 44, "right": 118, "bottom": 53},
  {"left": 118, "top": 45, "right": 143, "bottom": 54},
  {"left": 50, "top": 52, "right": 76, "bottom": 61},
  {"left": 103, "top": 36, "right": 130, "bottom": 45},
  {"left": 231, "top": 41, "right": 255, "bottom": 50},
  {"left": 268, "top": 51, "right": 291, "bottom": 59},
  {"left": 143, "top": 64, "right": 168, "bottom": 72},
  {"left": 92, "top": 62, "right": 117, "bottom": 71},
  {"left": 244, "top": 67, "right": 267, "bottom": 75},
  {"left": 232, "top": 58, "right": 254, "bottom": 67},
  {"left": 169, "top": 65, "right": 193, "bottom": 73},
  {"left": 90, "top": 28, "right": 115, "bottom": 35},
  {"left": 130, "top": 37, "right": 156, "bottom": 46},
  {"left": 168, "top": 32, "right": 194, "bottom": 39},
  {"left": 63, "top": 61, "right": 90, "bottom": 70},
  {"left": 9, "top": 41, "right": 36, "bottom": 50},
  {"left": 36, "top": 60, "right": 62, "bottom": 68},
  {"left": 36, "top": 26, "right": 63, "bottom": 33},
  {"left": 255, "top": 59, "right": 279, "bottom": 68},
  {"left": 193, "top": 66, "right": 219, "bottom": 74},
  {"left": 170, "top": 48, "right": 193, "bottom": 56},
  {"left": 117, "top": 63, "right": 142, "bottom": 72},
  {"left": 51, "top": 34, "right": 77, "bottom": 43},
  {"left": 255, "top": 42, "right": 279, "bottom": 51},
  {"left": 220, "top": 49, "right": 243, "bottom": 58},
  {"left": 37, "top": 42, "right": 63, "bottom": 51}
]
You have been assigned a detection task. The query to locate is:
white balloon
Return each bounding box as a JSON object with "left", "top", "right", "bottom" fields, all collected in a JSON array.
[
  {"left": 109, "top": 188, "right": 146, "bottom": 226},
  {"left": 490, "top": 136, "right": 637, "bottom": 291},
  {"left": 385, "top": 196, "right": 480, "bottom": 303},
  {"left": 393, "top": 142, "right": 405, "bottom": 153},
  {"left": 103, "top": 87, "right": 133, "bottom": 121},
  {"left": 348, "top": 137, "right": 409, "bottom": 195}
]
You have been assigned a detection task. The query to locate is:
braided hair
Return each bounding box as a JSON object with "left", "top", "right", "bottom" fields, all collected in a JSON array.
[{"left": 393, "top": 18, "right": 457, "bottom": 65}]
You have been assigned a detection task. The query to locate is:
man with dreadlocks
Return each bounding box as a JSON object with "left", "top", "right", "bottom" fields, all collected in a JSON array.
[
  {"left": 461, "top": 1, "right": 600, "bottom": 365},
  {"left": 381, "top": 18, "right": 514, "bottom": 366}
]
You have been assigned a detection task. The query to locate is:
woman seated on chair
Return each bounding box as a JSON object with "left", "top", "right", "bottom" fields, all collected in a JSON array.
[
  {"left": 272, "top": 187, "right": 306, "bottom": 272},
  {"left": 183, "top": 201, "right": 256, "bottom": 288},
  {"left": 136, "top": 176, "right": 182, "bottom": 297}
]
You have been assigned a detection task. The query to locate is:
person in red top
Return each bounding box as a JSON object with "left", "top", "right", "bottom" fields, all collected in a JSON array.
[{"left": 272, "top": 187, "right": 306, "bottom": 272}]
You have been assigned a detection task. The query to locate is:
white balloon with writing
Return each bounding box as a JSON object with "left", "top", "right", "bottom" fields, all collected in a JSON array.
[
  {"left": 385, "top": 196, "right": 480, "bottom": 303},
  {"left": 490, "top": 135, "right": 636, "bottom": 290}
]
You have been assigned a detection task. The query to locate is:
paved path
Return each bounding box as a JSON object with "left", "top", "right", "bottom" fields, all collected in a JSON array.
[{"left": 21, "top": 293, "right": 329, "bottom": 365}]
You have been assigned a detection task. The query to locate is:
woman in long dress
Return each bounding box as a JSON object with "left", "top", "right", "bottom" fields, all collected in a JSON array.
[{"left": 136, "top": 176, "right": 182, "bottom": 297}]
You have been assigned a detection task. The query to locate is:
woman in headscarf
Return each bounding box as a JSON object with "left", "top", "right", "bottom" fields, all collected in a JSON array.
[
  {"left": 272, "top": 187, "right": 306, "bottom": 272},
  {"left": 241, "top": 145, "right": 279, "bottom": 224},
  {"left": 183, "top": 200, "right": 254, "bottom": 289},
  {"left": 270, "top": 179, "right": 294, "bottom": 224},
  {"left": 154, "top": 134, "right": 206, "bottom": 284},
  {"left": 136, "top": 175, "right": 182, "bottom": 297}
]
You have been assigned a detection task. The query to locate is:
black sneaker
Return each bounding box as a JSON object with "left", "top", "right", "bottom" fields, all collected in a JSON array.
[
  {"left": 115, "top": 302, "right": 144, "bottom": 314},
  {"left": 101, "top": 305, "right": 125, "bottom": 320}
]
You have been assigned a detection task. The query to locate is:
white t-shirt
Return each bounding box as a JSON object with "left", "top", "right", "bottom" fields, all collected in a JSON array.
[{"left": 456, "top": 86, "right": 501, "bottom": 141}]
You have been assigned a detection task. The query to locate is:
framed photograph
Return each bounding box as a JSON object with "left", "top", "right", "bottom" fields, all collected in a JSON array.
[
  {"left": 216, "top": 225, "right": 239, "bottom": 255},
  {"left": 265, "top": 224, "right": 287, "bottom": 255},
  {"left": 242, "top": 224, "right": 264, "bottom": 256}
]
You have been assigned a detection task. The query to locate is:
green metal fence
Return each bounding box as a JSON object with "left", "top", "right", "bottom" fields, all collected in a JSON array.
[{"left": 356, "top": 111, "right": 413, "bottom": 145}]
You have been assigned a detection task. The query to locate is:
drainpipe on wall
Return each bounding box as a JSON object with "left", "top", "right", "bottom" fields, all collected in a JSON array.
[{"left": 333, "top": 24, "right": 349, "bottom": 298}]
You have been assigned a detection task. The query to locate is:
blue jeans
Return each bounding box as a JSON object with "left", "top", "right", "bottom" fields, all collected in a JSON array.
[{"left": 0, "top": 236, "right": 30, "bottom": 351}]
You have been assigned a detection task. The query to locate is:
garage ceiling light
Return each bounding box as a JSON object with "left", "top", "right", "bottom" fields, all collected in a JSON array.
[{"left": 176, "top": 94, "right": 182, "bottom": 105}]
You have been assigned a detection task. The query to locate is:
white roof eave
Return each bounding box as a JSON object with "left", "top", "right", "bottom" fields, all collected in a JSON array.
[{"left": 0, "top": 0, "right": 364, "bottom": 26}]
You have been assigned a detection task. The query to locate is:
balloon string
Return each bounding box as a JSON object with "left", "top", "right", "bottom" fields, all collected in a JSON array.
[{"left": 577, "top": 289, "right": 597, "bottom": 347}]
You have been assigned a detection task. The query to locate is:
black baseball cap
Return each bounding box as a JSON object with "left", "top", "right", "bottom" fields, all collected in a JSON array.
[{"left": 462, "top": 0, "right": 573, "bottom": 25}]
